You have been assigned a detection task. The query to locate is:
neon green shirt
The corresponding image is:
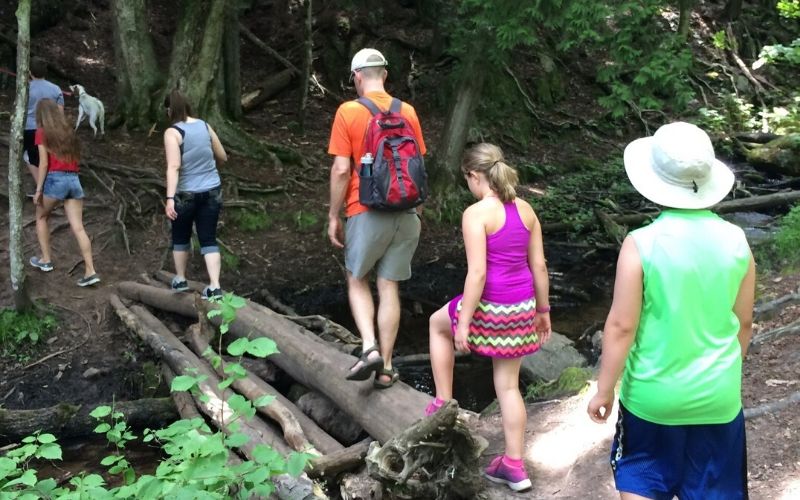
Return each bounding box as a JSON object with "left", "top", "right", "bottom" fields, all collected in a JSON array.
[{"left": 620, "top": 210, "right": 751, "bottom": 425}]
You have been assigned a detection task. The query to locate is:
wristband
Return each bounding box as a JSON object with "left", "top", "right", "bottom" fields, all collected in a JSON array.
[
  {"left": 166, "top": 196, "right": 174, "bottom": 200},
  {"left": 536, "top": 306, "right": 551, "bottom": 313}
]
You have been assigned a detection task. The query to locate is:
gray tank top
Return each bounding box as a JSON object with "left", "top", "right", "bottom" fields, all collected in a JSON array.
[{"left": 173, "top": 120, "right": 221, "bottom": 193}]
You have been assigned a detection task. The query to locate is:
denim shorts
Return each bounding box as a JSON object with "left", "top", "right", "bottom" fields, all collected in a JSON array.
[
  {"left": 171, "top": 186, "right": 222, "bottom": 255},
  {"left": 43, "top": 171, "right": 84, "bottom": 200}
]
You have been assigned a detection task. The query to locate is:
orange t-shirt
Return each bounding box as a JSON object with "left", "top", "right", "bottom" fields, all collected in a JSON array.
[{"left": 328, "top": 91, "right": 426, "bottom": 217}]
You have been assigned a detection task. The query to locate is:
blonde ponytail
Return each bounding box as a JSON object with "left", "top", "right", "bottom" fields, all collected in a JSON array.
[{"left": 461, "top": 143, "right": 518, "bottom": 202}]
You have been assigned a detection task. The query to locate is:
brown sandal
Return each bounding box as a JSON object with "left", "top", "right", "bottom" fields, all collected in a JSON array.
[
  {"left": 373, "top": 366, "right": 400, "bottom": 389},
  {"left": 345, "top": 346, "right": 384, "bottom": 381}
]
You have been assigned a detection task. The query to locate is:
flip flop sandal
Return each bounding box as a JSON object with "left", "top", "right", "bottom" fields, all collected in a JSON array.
[
  {"left": 345, "top": 346, "right": 384, "bottom": 381},
  {"left": 373, "top": 366, "right": 400, "bottom": 389}
]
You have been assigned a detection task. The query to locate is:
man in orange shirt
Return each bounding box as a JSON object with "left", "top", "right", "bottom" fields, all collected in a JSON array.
[{"left": 328, "top": 48, "right": 427, "bottom": 388}]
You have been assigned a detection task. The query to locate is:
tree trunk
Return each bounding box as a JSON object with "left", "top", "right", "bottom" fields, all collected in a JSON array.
[
  {"left": 678, "top": 0, "right": 693, "bottom": 39},
  {"left": 222, "top": 2, "right": 243, "bottom": 120},
  {"left": 298, "top": 0, "right": 313, "bottom": 133},
  {"left": 722, "top": 0, "right": 743, "bottom": 21},
  {"left": 241, "top": 69, "right": 295, "bottom": 113},
  {"left": 0, "top": 398, "right": 177, "bottom": 443},
  {"left": 116, "top": 282, "right": 432, "bottom": 443},
  {"left": 433, "top": 50, "right": 486, "bottom": 190},
  {"left": 110, "top": 0, "right": 160, "bottom": 129},
  {"left": 7, "top": 0, "right": 32, "bottom": 310}
]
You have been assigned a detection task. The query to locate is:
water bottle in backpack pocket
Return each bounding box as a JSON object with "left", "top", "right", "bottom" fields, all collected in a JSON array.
[{"left": 357, "top": 97, "right": 427, "bottom": 211}]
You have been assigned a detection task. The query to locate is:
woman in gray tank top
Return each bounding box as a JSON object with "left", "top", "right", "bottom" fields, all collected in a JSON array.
[{"left": 163, "top": 90, "right": 228, "bottom": 299}]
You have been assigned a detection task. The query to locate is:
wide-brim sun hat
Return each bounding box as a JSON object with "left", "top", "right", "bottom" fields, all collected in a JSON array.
[{"left": 624, "top": 121, "right": 735, "bottom": 209}]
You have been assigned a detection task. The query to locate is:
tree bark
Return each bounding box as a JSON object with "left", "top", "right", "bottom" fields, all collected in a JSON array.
[
  {"left": 7, "top": 0, "right": 32, "bottom": 310},
  {"left": 222, "top": 2, "right": 243, "bottom": 120},
  {"left": 433, "top": 49, "right": 486, "bottom": 189},
  {"left": 298, "top": 0, "right": 313, "bottom": 133},
  {"left": 241, "top": 69, "right": 295, "bottom": 113},
  {"left": 678, "top": 0, "right": 693, "bottom": 39},
  {"left": 722, "top": 0, "right": 743, "bottom": 21},
  {"left": 116, "top": 282, "right": 432, "bottom": 444},
  {"left": 308, "top": 439, "right": 371, "bottom": 479},
  {"left": 0, "top": 398, "right": 177, "bottom": 443},
  {"left": 185, "top": 322, "right": 343, "bottom": 455},
  {"left": 110, "top": 0, "right": 160, "bottom": 129},
  {"left": 109, "top": 294, "right": 292, "bottom": 457}
]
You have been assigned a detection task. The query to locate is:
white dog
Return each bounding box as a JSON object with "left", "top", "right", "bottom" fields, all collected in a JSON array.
[{"left": 69, "top": 84, "right": 105, "bottom": 137}]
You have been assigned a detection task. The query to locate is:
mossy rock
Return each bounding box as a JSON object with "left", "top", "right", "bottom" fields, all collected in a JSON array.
[
  {"left": 746, "top": 134, "right": 800, "bottom": 176},
  {"left": 524, "top": 366, "right": 593, "bottom": 402}
]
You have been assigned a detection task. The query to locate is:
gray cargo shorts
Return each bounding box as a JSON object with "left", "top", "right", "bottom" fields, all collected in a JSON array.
[{"left": 345, "top": 210, "right": 421, "bottom": 281}]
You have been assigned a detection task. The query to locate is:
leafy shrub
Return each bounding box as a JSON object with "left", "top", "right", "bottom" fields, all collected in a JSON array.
[
  {"left": 0, "top": 309, "right": 57, "bottom": 359},
  {"left": 0, "top": 293, "right": 311, "bottom": 499},
  {"left": 773, "top": 204, "right": 800, "bottom": 269}
]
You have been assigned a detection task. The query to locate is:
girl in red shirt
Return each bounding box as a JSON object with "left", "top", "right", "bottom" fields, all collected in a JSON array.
[{"left": 30, "top": 99, "right": 100, "bottom": 287}]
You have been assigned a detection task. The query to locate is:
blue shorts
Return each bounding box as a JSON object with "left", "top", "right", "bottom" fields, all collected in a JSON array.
[
  {"left": 611, "top": 403, "right": 748, "bottom": 500},
  {"left": 43, "top": 172, "right": 84, "bottom": 200}
]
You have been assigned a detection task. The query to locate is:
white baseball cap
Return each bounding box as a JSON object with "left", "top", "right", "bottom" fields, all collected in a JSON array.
[
  {"left": 350, "top": 48, "right": 388, "bottom": 73},
  {"left": 624, "top": 122, "right": 735, "bottom": 209}
]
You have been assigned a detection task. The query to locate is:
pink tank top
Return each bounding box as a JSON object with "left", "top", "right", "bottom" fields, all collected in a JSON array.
[{"left": 482, "top": 201, "right": 535, "bottom": 304}]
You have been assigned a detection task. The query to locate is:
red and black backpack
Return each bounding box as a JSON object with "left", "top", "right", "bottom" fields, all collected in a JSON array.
[{"left": 356, "top": 97, "right": 427, "bottom": 211}]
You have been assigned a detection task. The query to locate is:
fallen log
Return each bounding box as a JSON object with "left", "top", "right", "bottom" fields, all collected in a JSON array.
[
  {"left": 242, "top": 69, "right": 294, "bottom": 113},
  {"left": 365, "top": 400, "right": 487, "bottom": 499},
  {"left": 186, "top": 321, "right": 343, "bottom": 455},
  {"left": 751, "top": 320, "right": 800, "bottom": 346},
  {"left": 745, "top": 390, "right": 800, "bottom": 419},
  {"left": 117, "top": 282, "right": 432, "bottom": 443},
  {"left": 109, "top": 295, "right": 321, "bottom": 499},
  {"left": 308, "top": 439, "right": 372, "bottom": 480},
  {"left": 542, "top": 190, "right": 800, "bottom": 233},
  {"left": 754, "top": 288, "right": 800, "bottom": 321},
  {"left": 745, "top": 134, "right": 800, "bottom": 177},
  {"left": 0, "top": 398, "right": 177, "bottom": 443}
]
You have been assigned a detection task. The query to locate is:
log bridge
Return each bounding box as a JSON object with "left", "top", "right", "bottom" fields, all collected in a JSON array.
[{"left": 102, "top": 274, "right": 487, "bottom": 499}]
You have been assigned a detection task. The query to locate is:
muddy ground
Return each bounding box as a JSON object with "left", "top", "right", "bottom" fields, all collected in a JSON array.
[{"left": 1, "top": 3, "right": 798, "bottom": 498}]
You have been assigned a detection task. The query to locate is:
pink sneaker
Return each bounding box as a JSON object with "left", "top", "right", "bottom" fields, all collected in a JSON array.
[
  {"left": 484, "top": 456, "right": 532, "bottom": 492},
  {"left": 424, "top": 397, "right": 444, "bottom": 416}
]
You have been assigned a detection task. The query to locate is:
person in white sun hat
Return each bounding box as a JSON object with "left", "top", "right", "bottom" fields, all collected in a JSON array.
[{"left": 587, "top": 122, "right": 755, "bottom": 500}]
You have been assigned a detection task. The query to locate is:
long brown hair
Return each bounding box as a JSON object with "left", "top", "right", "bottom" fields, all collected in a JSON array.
[
  {"left": 35, "top": 99, "right": 80, "bottom": 163},
  {"left": 461, "top": 143, "right": 518, "bottom": 202},
  {"left": 164, "top": 90, "right": 192, "bottom": 123}
]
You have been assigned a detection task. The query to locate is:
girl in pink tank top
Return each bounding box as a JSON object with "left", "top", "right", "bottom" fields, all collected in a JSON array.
[{"left": 427, "top": 143, "right": 551, "bottom": 492}]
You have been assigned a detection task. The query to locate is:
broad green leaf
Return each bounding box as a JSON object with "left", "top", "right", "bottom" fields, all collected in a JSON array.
[
  {"left": 254, "top": 395, "right": 275, "bottom": 407},
  {"left": 171, "top": 375, "right": 200, "bottom": 392},
  {"left": 226, "top": 338, "right": 249, "bottom": 356},
  {"left": 218, "top": 377, "right": 236, "bottom": 391},
  {"left": 246, "top": 337, "right": 279, "bottom": 358},
  {"left": 90, "top": 406, "right": 112, "bottom": 418},
  {"left": 101, "top": 455, "right": 121, "bottom": 466},
  {"left": 35, "top": 443, "right": 62, "bottom": 460},
  {"left": 36, "top": 433, "right": 57, "bottom": 444},
  {"left": 94, "top": 423, "right": 111, "bottom": 433},
  {"left": 206, "top": 309, "right": 222, "bottom": 319},
  {"left": 251, "top": 444, "right": 279, "bottom": 465},
  {"left": 224, "top": 433, "right": 250, "bottom": 448},
  {"left": 287, "top": 452, "right": 311, "bottom": 477}
]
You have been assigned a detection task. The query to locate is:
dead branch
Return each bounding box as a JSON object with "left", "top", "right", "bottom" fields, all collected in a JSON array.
[
  {"left": 308, "top": 438, "right": 372, "bottom": 479},
  {"left": 240, "top": 24, "right": 299, "bottom": 74},
  {"left": 744, "top": 391, "right": 800, "bottom": 419},
  {"left": 754, "top": 288, "right": 800, "bottom": 321},
  {"left": 751, "top": 320, "right": 800, "bottom": 346}
]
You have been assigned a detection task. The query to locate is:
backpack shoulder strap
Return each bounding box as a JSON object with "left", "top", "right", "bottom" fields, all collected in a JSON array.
[
  {"left": 357, "top": 97, "right": 383, "bottom": 116},
  {"left": 169, "top": 124, "right": 186, "bottom": 139},
  {"left": 389, "top": 98, "right": 402, "bottom": 114}
]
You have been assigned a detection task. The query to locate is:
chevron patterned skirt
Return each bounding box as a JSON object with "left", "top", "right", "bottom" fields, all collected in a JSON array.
[{"left": 448, "top": 294, "right": 540, "bottom": 358}]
